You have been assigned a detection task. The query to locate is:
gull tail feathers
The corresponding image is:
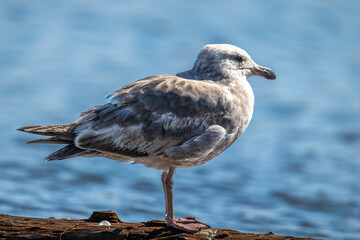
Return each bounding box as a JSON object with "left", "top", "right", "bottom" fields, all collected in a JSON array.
[
  {"left": 45, "top": 144, "right": 89, "bottom": 161},
  {"left": 17, "top": 124, "right": 75, "bottom": 142},
  {"left": 27, "top": 136, "right": 72, "bottom": 144},
  {"left": 18, "top": 124, "right": 90, "bottom": 161}
]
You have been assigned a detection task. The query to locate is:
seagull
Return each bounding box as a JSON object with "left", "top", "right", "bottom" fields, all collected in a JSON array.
[{"left": 18, "top": 44, "right": 276, "bottom": 232}]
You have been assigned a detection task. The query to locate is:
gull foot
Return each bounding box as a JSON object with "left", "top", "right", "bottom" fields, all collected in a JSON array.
[{"left": 168, "top": 216, "right": 210, "bottom": 233}]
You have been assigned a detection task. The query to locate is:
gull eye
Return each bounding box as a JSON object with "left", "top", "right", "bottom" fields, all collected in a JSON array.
[{"left": 234, "top": 56, "right": 243, "bottom": 63}]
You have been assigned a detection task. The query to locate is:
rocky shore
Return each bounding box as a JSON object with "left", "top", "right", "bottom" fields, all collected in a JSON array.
[{"left": 0, "top": 211, "right": 317, "bottom": 240}]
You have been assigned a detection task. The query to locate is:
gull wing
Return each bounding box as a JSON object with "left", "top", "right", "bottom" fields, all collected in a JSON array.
[{"left": 74, "top": 75, "right": 229, "bottom": 158}]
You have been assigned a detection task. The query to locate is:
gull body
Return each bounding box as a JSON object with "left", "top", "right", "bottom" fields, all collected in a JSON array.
[{"left": 18, "top": 44, "right": 276, "bottom": 232}]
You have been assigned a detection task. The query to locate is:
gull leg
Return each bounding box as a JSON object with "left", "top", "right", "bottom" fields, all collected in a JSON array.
[
  {"left": 162, "top": 167, "right": 210, "bottom": 232},
  {"left": 161, "top": 171, "right": 169, "bottom": 219}
]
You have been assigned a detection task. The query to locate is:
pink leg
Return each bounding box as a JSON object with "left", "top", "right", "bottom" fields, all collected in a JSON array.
[
  {"left": 161, "top": 171, "right": 168, "bottom": 219},
  {"left": 161, "top": 168, "right": 210, "bottom": 232}
]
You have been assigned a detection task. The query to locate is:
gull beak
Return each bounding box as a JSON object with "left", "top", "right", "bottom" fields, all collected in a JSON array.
[{"left": 252, "top": 64, "right": 277, "bottom": 80}]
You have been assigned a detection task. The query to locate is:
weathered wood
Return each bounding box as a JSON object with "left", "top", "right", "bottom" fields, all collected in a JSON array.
[{"left": 0, "top": 211, "right": 316, "bottom": 240}]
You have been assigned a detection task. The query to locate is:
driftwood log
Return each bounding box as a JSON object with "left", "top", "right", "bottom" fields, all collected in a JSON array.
[{"left": 0, "top": 211, "right": 316, "bottom": 240}]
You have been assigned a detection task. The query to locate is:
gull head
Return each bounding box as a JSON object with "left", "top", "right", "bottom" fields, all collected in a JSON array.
[{"left": 192, "top": 44, "right": 276, "bottom": 81}]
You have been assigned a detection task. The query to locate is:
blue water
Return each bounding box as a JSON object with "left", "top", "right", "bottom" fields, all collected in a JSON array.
[{"left": 1, "top": 1, "right": 360, "bottom": 239}]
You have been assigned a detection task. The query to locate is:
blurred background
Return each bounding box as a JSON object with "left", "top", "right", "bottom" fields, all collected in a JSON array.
[{"left": 0, "top": 1, "right": 359, "bottom": 239}]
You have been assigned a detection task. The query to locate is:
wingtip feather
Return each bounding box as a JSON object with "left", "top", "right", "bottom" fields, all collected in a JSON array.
[{"left": 17, "top": 125, "right": 42, "bottom": 132}]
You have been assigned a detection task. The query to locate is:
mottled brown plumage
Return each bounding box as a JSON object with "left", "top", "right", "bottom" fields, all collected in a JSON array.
[{"left": 18, "top": 44, "right": 276, "bottom": 232}]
